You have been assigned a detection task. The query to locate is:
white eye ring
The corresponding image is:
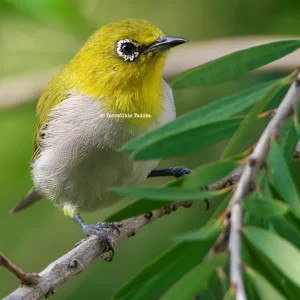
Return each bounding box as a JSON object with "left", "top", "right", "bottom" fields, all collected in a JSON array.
[{"left": 116, "top": 39, "right": 140, "bottom": 62}]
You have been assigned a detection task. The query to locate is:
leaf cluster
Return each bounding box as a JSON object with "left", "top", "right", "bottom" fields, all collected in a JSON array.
[{"left": 110, "top": 40, "right": 300, "bottom": 299}]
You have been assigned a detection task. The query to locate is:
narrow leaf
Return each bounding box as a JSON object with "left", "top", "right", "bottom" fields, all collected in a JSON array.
[
  {"left": 294, "top": 121, "right": 300, "bottom": 139},
  {"left": 244, "top": 226, "right": 300, "bottom": 288},
  {"left": 245, "top": 266, "right": 286, "bottom": 300},
  {"left": 294, "top": 102, "right": 300, "bottom": 139},
  {"left": 110, "top": 186, "right": 223, "bottom": 201},
  {"left": 121, "top": 80, "right": 278, "bottom": 153},
  {"left": 268, "top": 141, "right": 300, "bottom": 206},
  {"left": 106, "top": 179, "right": 185, "bottom": 222},
  {"left": 243, "top": 196, "right": 289, "bottom": 217},
  {"left": 221, "top": 80, "right": 284, "bottom": 158},
  {"left": 290, "top": 203, "right": 300, "bottom": 223},
  {"left": 242, "top": 236, "right": 294, "bottom": 299},
  {"left": 278, "top": 118, "right": 298, "bottom": 161},
  {"left": 210, "top": 193, "right": 232, "bottom": 220},
  {"left": 223, "top": 289, "right": 236, "bottom": 300},
  {"left": 160, "top": 254, "right": 228, "bottom": 300},
  {"left": 171, "top": 40, "right": 300, "bottom": 88},
  {"left": 175, "top": 220, "right": 223, "bottom": 242},
  {"left": 133, "top": 118, "right": 242, "bottom": 160},
  {"left": 114, "top": 226, "right": 221, "bottom": 299},
  {"left": 270, "top": 217, "right": 300, "bottom": 249},
  {"left": 184, "top": 160, "right": 240, "bottom": 189}
]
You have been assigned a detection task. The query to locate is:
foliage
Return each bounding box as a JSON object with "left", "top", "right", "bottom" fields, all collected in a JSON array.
[
  {"left": 1, "top": 1, "right": 300, "bottom": 299},
  {"left": 111, "top": 41, "right": 300, "bottom": 299}
]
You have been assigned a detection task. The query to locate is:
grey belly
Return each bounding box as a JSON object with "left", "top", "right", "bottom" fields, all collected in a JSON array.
[
  {"left": 32, "top": 146, "right": 158, "bottom": 212},
  {"left": 30, "top": 93, "right": 171, "bottom": 212}
]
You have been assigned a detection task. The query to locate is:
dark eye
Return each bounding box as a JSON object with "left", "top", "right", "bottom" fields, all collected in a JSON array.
[
  {"left": 116, "top": 39, "right": 140, "bottom": 62},
  {"left": 121, "top": 42, "right": 136, "bottom": 55}
]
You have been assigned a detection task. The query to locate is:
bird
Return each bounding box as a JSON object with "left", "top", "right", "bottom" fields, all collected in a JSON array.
[{"left": 11, "top": 18, "right": 191, "bottom": 250}]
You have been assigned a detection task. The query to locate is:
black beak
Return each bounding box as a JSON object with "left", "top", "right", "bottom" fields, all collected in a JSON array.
[{"left": 144, "top": 36, "right": 188, "bottom": 53}]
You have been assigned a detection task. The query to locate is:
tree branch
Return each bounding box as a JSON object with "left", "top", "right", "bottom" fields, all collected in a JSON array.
[
  {"left": 228, "top": 72, "right": 300, "bottom": 300},
  {"left": 2, "top": 58, "right": 299, "bottom": 299},
  {"left": 3, "top": 92, "right": 299, "bottom": 299},
  {"left": 3, "top": 165, "right": 245, "bottom": 300},
  {"left": 0, "top": 253, "right": 39, "bottom": 286}
]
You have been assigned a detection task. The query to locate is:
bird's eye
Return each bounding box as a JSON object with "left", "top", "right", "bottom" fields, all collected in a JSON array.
[
  {"left": 116, "top": 39, "right": 140, "bottom": 62},
  {"left": 121, "top": 42, "right": 136, "bottom": 55}
]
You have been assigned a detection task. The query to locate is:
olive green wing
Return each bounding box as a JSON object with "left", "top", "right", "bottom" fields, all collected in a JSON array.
[{"left": 32, "top": 71, "right": 70, "bottom": 161}]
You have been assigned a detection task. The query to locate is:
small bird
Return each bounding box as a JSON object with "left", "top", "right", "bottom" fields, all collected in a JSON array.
[{"left": 11, "top": 19, "right": 191, "bottom": 248}]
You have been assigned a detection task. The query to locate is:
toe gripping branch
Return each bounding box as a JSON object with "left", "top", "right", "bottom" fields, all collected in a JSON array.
[{"left": 73, "top": 213, "right": 120, "bottom": 255}]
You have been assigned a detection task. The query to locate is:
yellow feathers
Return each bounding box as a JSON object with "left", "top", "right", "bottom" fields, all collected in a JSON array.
[
  {"left": 34, "top": 19, "right": 186, "bottom": 157},
  {"left": 67, "top": 19, "right": 166, "bottom": 123}
]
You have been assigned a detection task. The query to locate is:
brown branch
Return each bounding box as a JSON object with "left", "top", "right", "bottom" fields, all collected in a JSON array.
[
  {"left": 3, "top": 128, "right": 298, "bottom": 299},
  {"left": 0, "top": 252, "right": 39, "bottom": 285},
  {"left": 3, "top": 167, "right": 242, "bottom": 300},
  {"left": 228, "top": 72, "right": 300, "bottom": 300}
]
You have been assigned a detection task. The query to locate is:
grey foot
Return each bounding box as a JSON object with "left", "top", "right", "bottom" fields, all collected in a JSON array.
[{"left": 82, "top": 222, "right": 119, "bottom": 255}]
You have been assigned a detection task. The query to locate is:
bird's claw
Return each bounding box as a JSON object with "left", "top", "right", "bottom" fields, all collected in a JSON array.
[
  {"left": 95, "top": 221, "right": 121, "bottom": 235},
  {"left": 82, "top": 223, "right": 115, "bottom": 256},
  {"left": 172, "top": 166, "right": 192, "bottom": 178}
]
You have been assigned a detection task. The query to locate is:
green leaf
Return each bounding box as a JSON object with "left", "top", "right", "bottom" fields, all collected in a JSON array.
[
  {"left": 114, "top": 224, "right": 221, "bottom": 299},
  {"left": 160, "top": 254, "right": 228, "bottom": 300},
  {"left": 121, "top": 80, "right": 278, "bottom": 153},
  {"left": 268, "top": 141, "right": 300, "bottom": 206},
  {"left": 294, "top": 102, "right": 300, "bottom": 139},
  {"left": 294, "top": 121, "right": 300, "bottom": 139},
  {"left": 270, "top": 217, "right": 300, "bottom": 249},
  {"left": 132, "top": 118, "right": 243, "bottom": 160},
  {"left": 210, "top": 193, "right": 232, "bottom": 220},
  {"left": 175, "top": 220, "right": 223, "bottom": 242},
  {"left": 183, "top": 160, "right": 240, "bottom": 189},
  {"left": 278, "top": 118, "right": 298, "bottom": 161},
  {"left": 221, "top": 80, "right": 284, "bottom": 158},
  {"left": 243, "top": 196, "right": 289, "bottom": 217},
  {"left": 245, "top": 266, "right": 286, "bottom": 300},
  {"left": 244, "top": 270, "right": 260, "bottom": 300},
  {"left": 106, "top": 179, "right": 185, "bottom": 222},
  {"left": 196, "top": 289, "right": 216, "bottom": 300},
  {"left": 290, "top": 203, "right": 300, "bottom": 223},
  {"left": 223, "top": 289, "right": 236, "bottom": 300},
  {"left": 110, "top": 186, "right": 223, "bottom": 201},
  {"left": 242, "top": 236, "right": 294, "bottom": 299},
  {"left": 244, "top": 226, "right": 300, "bottom": 288},
  {"left": 171, "top": 40, "right": 300, "bottom": 89}
]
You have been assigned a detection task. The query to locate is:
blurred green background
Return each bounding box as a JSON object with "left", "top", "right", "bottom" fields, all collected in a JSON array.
[{"left": 1, "top": 0, "right": 300, "bottom": 299}]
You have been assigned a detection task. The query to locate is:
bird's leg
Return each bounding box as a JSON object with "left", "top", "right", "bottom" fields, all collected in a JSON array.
[
  {"left": 148, "top": 166, "right": 210, "bottom": 210},
  {"left": 147, "top": 166, "right": 192, "bottom": 178},
  {"left": 63, "top": 204, "right": 119, "bottom": 255}
]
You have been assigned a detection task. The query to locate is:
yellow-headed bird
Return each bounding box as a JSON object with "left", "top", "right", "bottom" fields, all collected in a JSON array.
[{"left": 11, "top": 19, "right": 190, "bottom": 249}]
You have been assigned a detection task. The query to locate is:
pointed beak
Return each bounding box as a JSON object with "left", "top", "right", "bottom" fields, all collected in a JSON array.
[{"left": 144, "top": 36, "right": 188, "bottom": 53}]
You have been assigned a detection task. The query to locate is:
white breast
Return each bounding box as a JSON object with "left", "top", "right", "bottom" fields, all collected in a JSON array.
[{"left": 32, "top": 80, "right": 176, "bottom": 212}]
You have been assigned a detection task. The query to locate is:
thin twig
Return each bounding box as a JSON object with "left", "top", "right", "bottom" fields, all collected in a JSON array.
[
  {"left": 2, "top": 167, "right": 242, "bottom": 300},
  {"left": 2, "top": 73, "right": 300, "bottom": 299},
  {"left": 0, "top": 252, "right": 39, "bottom": 285},
  {"left": 228, "top": 72, "right": 300, "bottom": 300}
]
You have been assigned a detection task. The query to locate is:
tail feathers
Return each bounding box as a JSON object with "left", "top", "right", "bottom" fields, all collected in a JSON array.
[{"left": 10, "top": 188, "right": 42, "bottom": 214}]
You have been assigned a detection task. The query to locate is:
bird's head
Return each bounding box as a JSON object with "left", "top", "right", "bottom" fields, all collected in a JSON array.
[
  {"left": 63, "top": 19, "right": 187, "bottom": 123},
  {"left": 68, "top": 19, "right": 187, "bottom": 96}
]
